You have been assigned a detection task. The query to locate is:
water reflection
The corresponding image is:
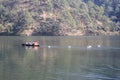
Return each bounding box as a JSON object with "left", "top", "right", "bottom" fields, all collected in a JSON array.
[
  {"left": 23, "top": 46, "right": 39, "bottom": 51},
  {"left": 0, "top": 36, "right": 120, "bottom": 80}
]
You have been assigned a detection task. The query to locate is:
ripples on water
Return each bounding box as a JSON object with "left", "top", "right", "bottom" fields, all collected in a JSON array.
[{"left": 35, "top": 45, "right": 120, "bottom": 50}]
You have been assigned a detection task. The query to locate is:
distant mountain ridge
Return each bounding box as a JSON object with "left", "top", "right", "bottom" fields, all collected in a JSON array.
[{"left": 0, "top": 0, "right": 120, "bottom": 36}]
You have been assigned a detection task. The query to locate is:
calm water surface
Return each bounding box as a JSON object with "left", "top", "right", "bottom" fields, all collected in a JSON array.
[{"left": 0, "top": 36, "right": 120, "bottom": 80}]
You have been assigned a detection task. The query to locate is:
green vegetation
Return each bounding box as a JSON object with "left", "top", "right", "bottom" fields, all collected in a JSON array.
[{"left": 0, "top": 0, "right": 120, "bottom": 36}]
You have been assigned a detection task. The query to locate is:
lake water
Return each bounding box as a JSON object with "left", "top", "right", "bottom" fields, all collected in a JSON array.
[{"left": 0, "top": 36, "right": 120, "bottom": 80}]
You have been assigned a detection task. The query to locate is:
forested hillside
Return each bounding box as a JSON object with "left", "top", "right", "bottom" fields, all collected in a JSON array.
[{"left": 0, "top": 0, "right": 120, "bottom": 36}]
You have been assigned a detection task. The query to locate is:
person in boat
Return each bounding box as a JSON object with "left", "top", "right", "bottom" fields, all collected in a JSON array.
[
  {"left": 24, "top": 42, "right": 32, "bottom": 46},
  {"left": 25, "top": 42, "right": 28, "bottom": 44},
  {"left": 33, "top": 41, "right": 39, "bottom": 46}
]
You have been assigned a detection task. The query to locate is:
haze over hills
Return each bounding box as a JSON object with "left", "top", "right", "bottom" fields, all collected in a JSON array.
[{"left": 0, "top": 0, "right": 120, "bottom": 36}]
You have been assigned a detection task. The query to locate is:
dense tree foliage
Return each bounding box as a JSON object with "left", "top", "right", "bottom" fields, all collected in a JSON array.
[{"left": 0, "top": 0, "right": 120, "bottom": 36}]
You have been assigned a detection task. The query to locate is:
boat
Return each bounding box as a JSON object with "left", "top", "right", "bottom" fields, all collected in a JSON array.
[{"left": 22, "top": 42, "right": 39, "bottom": 47}]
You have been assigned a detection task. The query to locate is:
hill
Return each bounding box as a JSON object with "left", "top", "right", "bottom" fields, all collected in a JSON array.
[{"left": 0, "top": 0, "right": 120, "bottom": 36}]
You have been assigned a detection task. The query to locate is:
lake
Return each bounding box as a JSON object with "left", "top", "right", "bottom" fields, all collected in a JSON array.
[{"left": 0, "top": 36, "right": 120, "bottom": 80}]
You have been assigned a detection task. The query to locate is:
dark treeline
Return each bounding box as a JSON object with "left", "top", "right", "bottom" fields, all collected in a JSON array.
[{"left": 0, "top": 0, "right": 120, "bottom": 36}]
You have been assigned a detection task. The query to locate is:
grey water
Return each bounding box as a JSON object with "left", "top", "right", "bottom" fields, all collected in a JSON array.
[{"left": 0, "top": 36, "right": 120, "bottom": 80}]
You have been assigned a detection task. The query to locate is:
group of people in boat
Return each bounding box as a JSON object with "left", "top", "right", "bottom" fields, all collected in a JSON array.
[{"left": 22, "top": 41, "right": 39, "bottom": 46}]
